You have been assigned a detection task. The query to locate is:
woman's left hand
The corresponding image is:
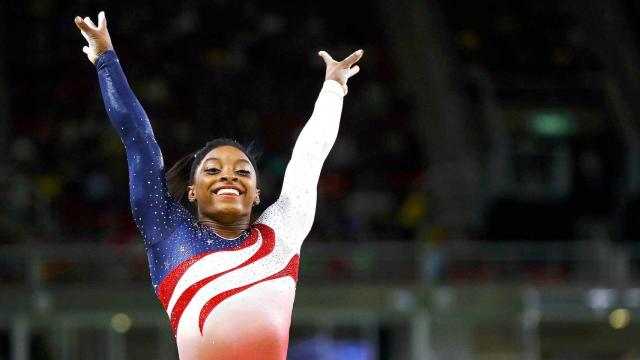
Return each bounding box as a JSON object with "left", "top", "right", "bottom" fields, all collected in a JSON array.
[{"left": 318, "top": 49, "right": 363, "bottom": 96}]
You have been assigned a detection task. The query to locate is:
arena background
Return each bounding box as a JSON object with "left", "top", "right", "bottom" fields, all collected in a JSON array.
[{"left": 1, "top": 0, "right": 640, "bottom": 358}]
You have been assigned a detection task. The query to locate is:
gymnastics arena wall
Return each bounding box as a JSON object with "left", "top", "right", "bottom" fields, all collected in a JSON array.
[{"left": 1, "top": 240, "right": 639, "bottom": 359}]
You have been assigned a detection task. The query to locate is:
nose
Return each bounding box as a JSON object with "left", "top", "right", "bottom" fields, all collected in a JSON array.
[
  {"left": 220, "top": 175, "right": 238, "bottom": 182},
  {"left": 220, "top": 169, "right": 238, "bottom": 182}
]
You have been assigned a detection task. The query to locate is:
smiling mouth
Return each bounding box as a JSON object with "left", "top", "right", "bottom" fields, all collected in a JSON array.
[{"left": 214, "top": 188, "right": 241, "bottom": 197}]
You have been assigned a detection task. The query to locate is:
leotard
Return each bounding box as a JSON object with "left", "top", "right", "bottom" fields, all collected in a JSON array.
[{"left": 96, "top": 50, "right": 344, "bottom": 360}]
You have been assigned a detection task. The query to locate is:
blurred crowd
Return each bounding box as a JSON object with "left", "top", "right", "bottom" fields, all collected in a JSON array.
[
  {"left": 0, "top": 0, "right": 425, "bottom": 245},
  {"left": 443, "top": 1, "right": 634, "bottom": 241},
  {"left": 3, "top": 0, "right": 639, "bottom": 247}
]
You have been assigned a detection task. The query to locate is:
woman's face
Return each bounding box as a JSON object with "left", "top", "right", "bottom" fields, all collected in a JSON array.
[{"left": 188, "top": 146, "right": 260, "bottom": 223}]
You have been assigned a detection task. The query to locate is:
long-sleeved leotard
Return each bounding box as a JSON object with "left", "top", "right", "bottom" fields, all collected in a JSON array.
[{"left": 96, "top": 50, "right": 344, "bottom": 360}]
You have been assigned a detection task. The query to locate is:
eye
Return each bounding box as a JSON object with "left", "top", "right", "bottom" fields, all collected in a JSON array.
[
  {"left": 204, "top": 168, "right": 220, "bottom": 175},
  {"left": 236, "top": 169, "right": 251, "bottom": 176}
]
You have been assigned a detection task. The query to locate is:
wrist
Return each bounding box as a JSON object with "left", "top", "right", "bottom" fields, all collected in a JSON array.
[
  {"left": 95, "top": 49, "right": 118, "bottom": 69},
  {"left": 322, "top": 80, "right": 345, "bottom": 97}
]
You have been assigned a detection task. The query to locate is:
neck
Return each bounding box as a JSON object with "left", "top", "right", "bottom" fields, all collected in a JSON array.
[{"left": 197, "top": 217, "right": 250, "bottom": 240}]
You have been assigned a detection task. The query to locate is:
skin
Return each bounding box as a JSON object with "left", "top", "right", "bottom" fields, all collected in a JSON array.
[
  {"left": 75, "top": 11, "right": 363, "bottom": 238},
  {"left": 188, "top": 145, "right": 260, "bottom": 239}
]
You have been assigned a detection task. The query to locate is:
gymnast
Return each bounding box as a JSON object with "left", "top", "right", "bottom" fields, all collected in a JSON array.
[{"left": 74, "top": 11, "right": 362, "bottom": 360}]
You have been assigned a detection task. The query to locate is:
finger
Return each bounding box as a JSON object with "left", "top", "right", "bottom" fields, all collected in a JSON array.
[
  {"left": 347, "top": 65, "right": 360, "bottom": 78},
  {"left": 342, "top": 49, "right": 364, "bottom": 67},
  {"left": 318, "top": 50, "right": 335, "bottom": 65},
  {"left": 82, "top": 46, "right": 90, "bottom": 55},
  {"left": 74, "top": 16, "right": 93, "bottom": 33},
  {"left": 84, "top": 16, "right": 98, "bottom": 30},
  {"left": 80, "top": 30, "right": 90, "bottom": 43},
  {"left": 98, "top": 11, "right": 106, "bottom": 29}
]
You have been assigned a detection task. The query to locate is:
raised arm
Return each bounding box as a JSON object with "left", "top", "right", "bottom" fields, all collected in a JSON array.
[
  {"left": 258, "top": 49, "right": 363, "bottom": 250},
  {"left": 75, "top": 12, "right": 191, "bottom": 246}
]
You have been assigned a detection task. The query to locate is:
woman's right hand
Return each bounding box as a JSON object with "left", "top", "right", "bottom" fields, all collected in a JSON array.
[{"left": 74, "top": 11, "right": 113, "bottom": 64}]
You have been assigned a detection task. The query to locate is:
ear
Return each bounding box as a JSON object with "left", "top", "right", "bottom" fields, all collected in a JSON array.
[
  {"left": 253, "top": 189, "right": 261, "bottom": 206},
  {"left": 188, "top": 185, "right": 196, "bottom": 202}
]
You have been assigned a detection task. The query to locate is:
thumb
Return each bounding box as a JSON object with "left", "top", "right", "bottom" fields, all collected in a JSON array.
[{"left": 98, "top": 11, "right": 107, "bottom": 29}]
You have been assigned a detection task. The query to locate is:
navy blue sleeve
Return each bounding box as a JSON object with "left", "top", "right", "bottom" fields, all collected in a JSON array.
[{"left": 96, "top": 50, "right": 192, "bottom": 246}]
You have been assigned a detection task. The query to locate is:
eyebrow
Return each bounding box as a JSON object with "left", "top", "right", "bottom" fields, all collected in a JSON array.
[{"left": 203, "top": 157, "right": 251, "bottom": 165}]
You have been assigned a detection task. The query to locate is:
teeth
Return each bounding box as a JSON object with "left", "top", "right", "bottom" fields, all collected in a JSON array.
[{"left": 217, "top": 188, "right": 240, "bottom": 196}]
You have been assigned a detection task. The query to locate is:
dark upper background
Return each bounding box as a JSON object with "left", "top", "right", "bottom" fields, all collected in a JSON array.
[{"left": 2, "top": 0, "right": 640, "bottom": 245}]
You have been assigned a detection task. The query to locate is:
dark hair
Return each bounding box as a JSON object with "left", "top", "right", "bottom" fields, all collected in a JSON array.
[{"left": 166, "top": 138, "right": 260, "bottom": 202}]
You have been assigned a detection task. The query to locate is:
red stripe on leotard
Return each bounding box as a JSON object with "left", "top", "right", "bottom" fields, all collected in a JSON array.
[
  {"left": 198, "top": 254, "right": 300, "bottom": 335},
  {"left": 168, "top": 224, "right": 277, "bottom": 334},
  {"left": 156, "top": 227, "right": 260, "bottom": 309}
]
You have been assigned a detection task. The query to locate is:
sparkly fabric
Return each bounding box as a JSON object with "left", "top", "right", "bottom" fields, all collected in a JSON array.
[
  {"left": 96, "top": 50, "right": 344, "bottom": 357},
  {"left": 97, "top": 50, "right": 252, "bottom": 289}
]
